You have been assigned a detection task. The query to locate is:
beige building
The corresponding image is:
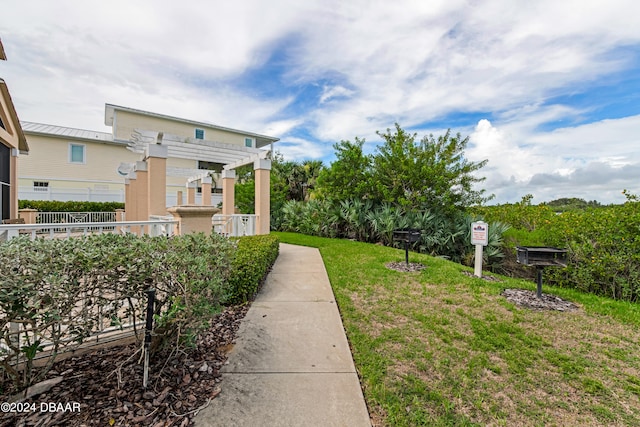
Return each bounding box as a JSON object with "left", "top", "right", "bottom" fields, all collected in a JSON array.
[
  {"left": 0, "top": 39, "right": 29, "bottom": 222},
  {"left": 19, "top": 104, "right": 278, "bottom": 207}
]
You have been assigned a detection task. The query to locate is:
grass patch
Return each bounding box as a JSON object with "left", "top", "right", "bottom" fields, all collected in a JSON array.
[{"left": 275, "top": 232, "right": 640, "bottom": 426}]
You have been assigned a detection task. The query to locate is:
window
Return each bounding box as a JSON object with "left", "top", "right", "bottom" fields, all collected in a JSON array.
[
  {"left": 245, "top": 137, "right": 254, "bottom": 148},
  {"left": 69, "top": 143, "right": 85, "bottom": 164},
  {"left": 33, "top": 181, "right": 49, "bottom": 192},
  {"left": 0, "top": 115, "right": 5, "bottom": 130},
  {"left": 195, "top": 129, "right": 205, "bottom": 140}
]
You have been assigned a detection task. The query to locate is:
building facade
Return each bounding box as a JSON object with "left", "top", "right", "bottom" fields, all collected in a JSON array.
[
  {"left": 18, "top": 104, "right": 278, "bottom": 207},
  {"left": 0, "top": 39, "right": 29, "bottom": 222}
]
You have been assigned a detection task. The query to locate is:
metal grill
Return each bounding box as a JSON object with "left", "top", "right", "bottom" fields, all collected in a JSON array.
[
  {"left": 393, "top": 228, "right": 421, "bottom": 266},
  {"left": 516, "top": 246, "right": 568, "bottom": 298}
]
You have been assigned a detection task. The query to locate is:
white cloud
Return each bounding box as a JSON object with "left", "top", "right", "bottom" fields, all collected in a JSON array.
[
  {"left": 2, "top": 0, "right": 640, "bottom": 204},
  {"left": 468, "top": 116, "right": 640, "bottom": 204},
  {"left": 261, "top": 119, "right": 304, "bottom": 137},
  {"left": 275, "top": 137, "right": 328, "bottom": 161},
  {"left": 319, "top": 85, "right": 354, "bottom": 104}
]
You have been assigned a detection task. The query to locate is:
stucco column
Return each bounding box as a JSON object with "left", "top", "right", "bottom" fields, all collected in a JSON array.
[
  {"left": 18, "top": 208, "right": 37, "bottom": 224},
  {"left": 115, "top": 208, "right": 125, "bottom": 221},
  {"left": 221, "top": 169, "right": 235, "bottom": 216},
  {"left": 146, "top": 145, "right": 168, "bottom": 217},
  {"left": 201, "top": 176, "right": 212, "bottom": 206},
  {"left": 254, "top": 158, "right": 271, "bottom": 235},
  {"left": 9, "top": 148, "right": 18, "bottom": 219},
  {"left": 186, "top": 182, "right": 196, "bottom": 204},
  {"left": 176, "top": 190, "right": 183, "bottom": 206},
  {"left": 124, "top": 174, "right": 136, "bottom": 221},
  {"left": 134, "top": 161, "right": 148, "bottom": 221}
]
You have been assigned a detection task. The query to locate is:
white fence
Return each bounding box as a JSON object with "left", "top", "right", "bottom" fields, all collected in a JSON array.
[
  {"left": 37, "top": 211, "right": 125, "bottom": 224},
  {"left": 0, "top": 219, "right": 178, "bottom": 242},
  {"left": 212, "top": 214, "right": 257, "bottom": 237}
]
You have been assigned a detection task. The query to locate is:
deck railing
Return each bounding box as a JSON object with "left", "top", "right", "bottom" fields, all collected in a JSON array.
[
  {"left": 0, "top": 219, "right": 178, "bottom": 242},
  {"left": 212, "top": 214, "right": 257, "bottom": 237},
  {"left": 36, "top": 211, "right": 125, "bottom": 225}
]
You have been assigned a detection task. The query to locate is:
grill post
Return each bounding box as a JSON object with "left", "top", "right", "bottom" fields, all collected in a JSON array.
[
  {"left": 392, "top": 229, "right": 421, "bottom": 267},
  {"left": 536, "top": 267, "right": 543, "bottom": 298},
  {"left": 404, "top": 240, "right": 409, "bottom": 265}
]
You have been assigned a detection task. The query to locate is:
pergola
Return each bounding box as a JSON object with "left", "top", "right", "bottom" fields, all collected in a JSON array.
[{"left": 122, "top": 129, "right": 272, "bottom": 234}]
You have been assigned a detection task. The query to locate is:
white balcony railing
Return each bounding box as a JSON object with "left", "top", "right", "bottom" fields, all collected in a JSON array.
[
  {"left": 0, "top": 219, "right": 178, "bottom": 242},
  {"left": 37, "top": 211, "right": 124, "bottom": 225},
  {"left": 212, "top": 214, "right": 257, "bottom": 237}
]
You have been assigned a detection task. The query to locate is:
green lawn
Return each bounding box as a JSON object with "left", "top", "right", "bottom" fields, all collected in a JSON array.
[{"left": 274, "top": 232, "right": 640, "bottom": 427}]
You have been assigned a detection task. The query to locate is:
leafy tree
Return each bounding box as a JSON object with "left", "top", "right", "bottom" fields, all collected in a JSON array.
[
  {"left": 544, "top": 197, "right": 602, "bottom": 212},
  {"left": 371, "top": 124, "right": 491, "bottom": 214},
  {"left": 233, "top": 164, "right": 256, "bottom": 214},
  {"left": 232, "top": 153, "right": 325, "bottom": 225},
  {"left": 315, "top": 138, "right": 372, "bottom": 201},
  {"left": 269, "top": 154, "right": 324, "bottom": 228},
  {"left": 284, "top": 159, "right": 324, "bottom": 201}
]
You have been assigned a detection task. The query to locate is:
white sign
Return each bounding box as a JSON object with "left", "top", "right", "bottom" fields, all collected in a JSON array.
[{"left": 471, "top": 221, "right": 489, "bottom": 246}]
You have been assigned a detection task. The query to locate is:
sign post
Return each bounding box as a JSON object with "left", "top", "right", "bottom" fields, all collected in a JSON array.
[{"left": 471, "top": 221, "right": 489, "bottom": 277}]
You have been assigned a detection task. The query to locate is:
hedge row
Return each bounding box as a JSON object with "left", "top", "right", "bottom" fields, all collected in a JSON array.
[
  {"left": 225, "top": 234, "right": 280, "bottom": 305},
  {"left": 477, "top": 198, "right": 640, "bottom": 302},
  {"left": 0, "top": 232, "right": 234, "bottom": 392},
  {"left": 18, "top": 200, "right": 125, "bottom": 212}
]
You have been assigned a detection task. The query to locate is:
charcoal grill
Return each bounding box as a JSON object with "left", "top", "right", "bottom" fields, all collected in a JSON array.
[
  {"left": 393, "top": 229, "right": 421, "bottom": 266},
  {"left": 516, "top": 246, "right": 567, "bottom": 298}
]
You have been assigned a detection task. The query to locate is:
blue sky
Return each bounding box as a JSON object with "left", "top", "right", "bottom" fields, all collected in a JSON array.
[{"left": 1, "top": 0, "right": 639, "bottom": 204}]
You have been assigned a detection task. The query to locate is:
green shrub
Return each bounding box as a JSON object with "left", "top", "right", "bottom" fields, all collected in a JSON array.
[
  {"left": 542, "top": 201, "right": 640, "bottom": 301},
  {"left": 0, "top": 232, "right": 234, "bottom": 392},
  {"left": 472, "top": 195, "right": 556, "bottom": 232},
  {"left": 18, "top": 200, "right": 125, "bottom": 212},
  {"left": 225, "top": 234, "right": 280, "bottom": 305},
  {"left": 477, "top": 194, "right": 640, "bottom": 302},
  {"left": 278, "top": 199, "right": 509, "bottom": 265}
]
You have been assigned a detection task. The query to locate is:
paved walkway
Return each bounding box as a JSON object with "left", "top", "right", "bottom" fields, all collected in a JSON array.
[{"left": 195, "top": 243, "right": 371, "bottom": 427}]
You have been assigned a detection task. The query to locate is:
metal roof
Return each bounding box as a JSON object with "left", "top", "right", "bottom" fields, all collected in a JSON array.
[{"left": 21, "top": 121, "right": 120, "bottom": 144}]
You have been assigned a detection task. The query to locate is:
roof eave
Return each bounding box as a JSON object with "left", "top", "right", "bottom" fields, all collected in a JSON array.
[
  {"left": 0, "top": 39, "right": 6, "bottom": 61},
  {"left": 0, "top": 80, "right": 29, "bottom": 153}
]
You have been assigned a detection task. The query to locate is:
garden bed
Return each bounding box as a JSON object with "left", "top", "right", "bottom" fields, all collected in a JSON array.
[{"left": 0, "top": 305, "right": 248, "bottom": 427}]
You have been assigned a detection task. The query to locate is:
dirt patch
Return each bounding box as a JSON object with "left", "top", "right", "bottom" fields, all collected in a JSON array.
[
  {"left": 0, "top": 305, "right": 249, "bottom": 427},
  {"left": 461, "top": 270, "right": 503, "bottom": 282},
  {"left": 385, "top": 262, "right": 426, "bottom": 272},
  {"left": 501, "top": 288, "right": 579, "bottom": 312}
]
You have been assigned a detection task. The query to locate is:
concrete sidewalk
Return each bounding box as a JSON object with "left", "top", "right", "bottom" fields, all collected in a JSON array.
[{"left": 195, "top": 243, "right": 371, "bottom": 427}]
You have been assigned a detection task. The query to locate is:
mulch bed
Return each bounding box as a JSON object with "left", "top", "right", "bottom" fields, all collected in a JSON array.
[
  {"left": 385, "top": 262, "right": 427, "bottom": 272},
  {"left": 1, "top": 305, "right": 249, "bottom": 427},
  {"left": 501, "top": 288, "right": 579, "bottom": 312}
]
